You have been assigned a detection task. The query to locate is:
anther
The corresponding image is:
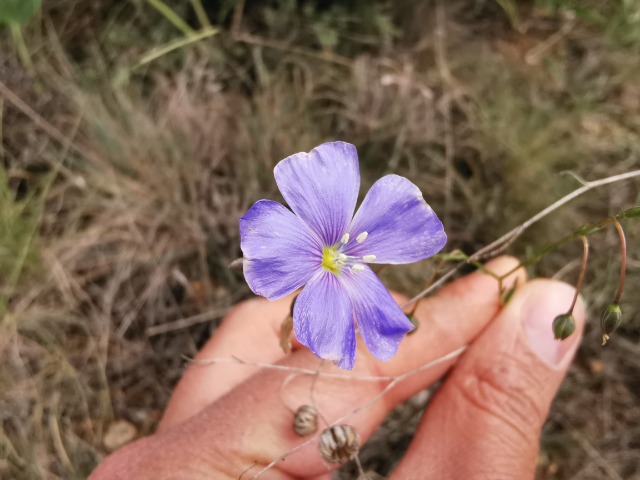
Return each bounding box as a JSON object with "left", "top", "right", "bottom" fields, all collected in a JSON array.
[
  {"left": 340, "top": 234, "right": 350, "bottom": 244},
  {"left": 356, "top": 232, "right": 368, "bottom": 243},
  {"left": 362, "top": 255, "right": 376, "bottom": 262},
  {"left": 337, "top": 253, "right": 348, "bottom": 261},
  {"left": 350, "top": 265, "right": 365, "bottom": 273}
]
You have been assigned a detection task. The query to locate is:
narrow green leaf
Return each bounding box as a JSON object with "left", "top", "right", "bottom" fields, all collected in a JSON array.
[{"left": 618, "top": 206, "right": 640, "bottom": 219}]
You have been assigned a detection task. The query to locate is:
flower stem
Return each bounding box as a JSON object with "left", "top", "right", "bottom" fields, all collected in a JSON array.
[
  {"left": 10, "top": 24, "right": 33, "bottom": 72},
  {"left": 613, "top": 218, "right": 627, "bottom": 304},
  {"left": 568, "top": 235, "right": 589, "bottom": 314},
  {"left": 402, "top": 171, "right": 640, "bottom": 310}
]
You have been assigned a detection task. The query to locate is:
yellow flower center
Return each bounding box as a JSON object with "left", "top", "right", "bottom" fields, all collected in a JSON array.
[
  {"left": 321, "top": 246, "right": 340, "bottom": 274},
  {"left": 321, "top": 235, "right": 376, "bottom": 275}
]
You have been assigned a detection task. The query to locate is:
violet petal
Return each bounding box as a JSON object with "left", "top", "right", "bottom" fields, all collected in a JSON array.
[
  {"left": 345, "top": 175, "right": 446, "bottom": 263},
  {"left": 240, "top": 199, "right": 321, "bottom": 300},
  {"left": 293, "top": 270, "right": 356, "bottom": 369},
  {"left": 341, "top": 265, "right": 414, "bottom": 361},
  {"left": 274, "top": 142, "right": 359, "bottom": 246}
]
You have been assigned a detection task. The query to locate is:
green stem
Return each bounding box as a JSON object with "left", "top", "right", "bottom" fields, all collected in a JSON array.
[
  {"left": 134, "top": 27, "right": 218, "bottom": 68},
  {"left": 146, "top": 0, "right": 194, "bottom": 35},
  {"left": 10, "top": 24, "right": 32, "bottom": 71},
  {"left": 189, "top": 0, "right": 211, "bottom": 28}
]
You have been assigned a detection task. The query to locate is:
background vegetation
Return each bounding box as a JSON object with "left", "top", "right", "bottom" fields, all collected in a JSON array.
[{"left": 0, "top": 0, "right": 639, "bottom": 478}]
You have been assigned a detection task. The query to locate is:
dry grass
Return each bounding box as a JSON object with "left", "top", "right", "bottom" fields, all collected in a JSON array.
[{"left": 0, "top": 1, "right": 639, "bottom": 479}]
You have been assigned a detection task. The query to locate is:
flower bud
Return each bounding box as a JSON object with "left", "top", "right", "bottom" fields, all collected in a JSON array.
[
  {"left": 552, "top": 313, "right": 576, "bottom": 340},
  {"left": 618, "top": 206, "right": 640, "bottom": 219},
  {"left": 600, "top": 303, "right": 622, "bottom": 345},
  {"left": 406, "top": 313, "right": 419, "bottom": 335},
  {"left": 279, "top": 315, "right": 293, "bottom": 354}
]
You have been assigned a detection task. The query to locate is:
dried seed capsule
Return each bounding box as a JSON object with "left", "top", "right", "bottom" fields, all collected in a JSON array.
[
  {"left": 293, "top": 405, "right": 318, "bottom": 436},
  {"left": 318, "top": 425, "right": 360, "bottom": 464}
]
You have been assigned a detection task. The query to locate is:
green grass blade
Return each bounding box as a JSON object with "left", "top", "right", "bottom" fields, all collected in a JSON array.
[
  {"left": 134, "top": 27, "right": 219, "bottom": 68},
  {"left": 146, "top": 0, "right": 194, "bottom": 35}
]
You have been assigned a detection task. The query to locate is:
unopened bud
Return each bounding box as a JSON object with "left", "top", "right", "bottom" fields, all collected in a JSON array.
[
  {"left": 600, "top": 303, "right": 622, "bottom": 345},
  {"left": 406, "top": 313, "right": 419, "bottom": 335},
  {"left": 279, "top": 314, "right": 293, "bottom": 354},
  {"left": 552, "top": 313, "right": 576, "bottom": 340}
]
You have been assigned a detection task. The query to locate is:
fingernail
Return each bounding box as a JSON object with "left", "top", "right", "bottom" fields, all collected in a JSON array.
[{"left": 522, "top": 283, "right": 581, "bottom": 366}]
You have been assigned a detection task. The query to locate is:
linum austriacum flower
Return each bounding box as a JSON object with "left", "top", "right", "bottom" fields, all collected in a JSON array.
[{"left": 240, "top": 142, "right": 447, "bottom": 369}]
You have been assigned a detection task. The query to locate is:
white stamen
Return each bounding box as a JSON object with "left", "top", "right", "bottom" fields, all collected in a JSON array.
[
  {"left": 340, "top": 233, "right": 350, "bottom": 244},
  {"left": 356, "top": 231, "right": 368, "bottom": 243},
  {"left": 350, "top": 264, "right": 365, "bottom": 273},
  {"left": 362, "top": 255, "right": 376, "bottom": 262},
  {"left": 337, "top": 253, "right": 348, "bottom": 261}
]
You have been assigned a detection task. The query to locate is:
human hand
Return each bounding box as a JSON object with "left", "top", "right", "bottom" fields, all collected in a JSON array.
[{"left": 89, "top": 256, "right": 585, "bottom": 480}]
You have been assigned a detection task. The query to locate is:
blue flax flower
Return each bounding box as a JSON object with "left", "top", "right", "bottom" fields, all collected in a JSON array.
[{"left": 240, "top": 142, "right": 446, "bottom": 369}]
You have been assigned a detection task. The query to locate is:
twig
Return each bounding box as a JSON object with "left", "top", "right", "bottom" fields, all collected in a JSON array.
[
  {"left": 354, "top": 455, "right": 367, "bottom": 479},
  {"left": 188, "top": 355, "right": 399, "bottom": 382},
  {"left": 135, "top": 28, "right": 219, "bottom": 68},
  {"left": 146, "top": 306, "right": 230, "bottom": 336},
  {"left": 474, "top": 170, "right": 640, "bottom": 259},
  {"left": 525, "top": 13, "right": 576, "bottom": 65},
  {"left": 230, "top": 0, "right": 246, "bottom": 37},
  {"left": 48, "top": 413, "right": 74, "bottom": 471},
  {"left": 402, "top": 168, "right": 640, "bottom": 309},
  {"left": 238, "top": 462, "right": 257, "bottom": 480},
  {"left": 232, "top": 33, "right": 352, "bottom": 68}
]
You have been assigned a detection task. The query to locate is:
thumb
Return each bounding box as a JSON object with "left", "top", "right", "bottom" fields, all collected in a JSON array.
[{"left": 391, "top": 279, "right": 585, "bottom": 480}]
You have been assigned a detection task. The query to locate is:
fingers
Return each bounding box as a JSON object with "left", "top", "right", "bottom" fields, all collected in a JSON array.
[
  {"left": 390, "top": 279, "right": 585, "bottom": 480},
  {"left": 358, "top": 256, "right": 527, "bottom": 402},
  {"left": 161, "top": 256, "right": 527, "bottom": 431},
  {"left": 96, "top": 256, "right": 525, "bottom": 480},
  {"left": 159, "top": 294, "right": 299, "bottom": 431}
]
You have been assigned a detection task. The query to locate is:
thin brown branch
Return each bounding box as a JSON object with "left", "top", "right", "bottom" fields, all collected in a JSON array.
[
  {"left": 568, "top": 236, "right": 589, "bottom": 314},
  {"left": 145, "top": 306, "right": 230, "bottom": 336},
  {"left": 232, "top": 33, "right": 353, "bottom": 67},
  {"left": 402, "top": 168, "right": 640, "bottom": 309}
]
